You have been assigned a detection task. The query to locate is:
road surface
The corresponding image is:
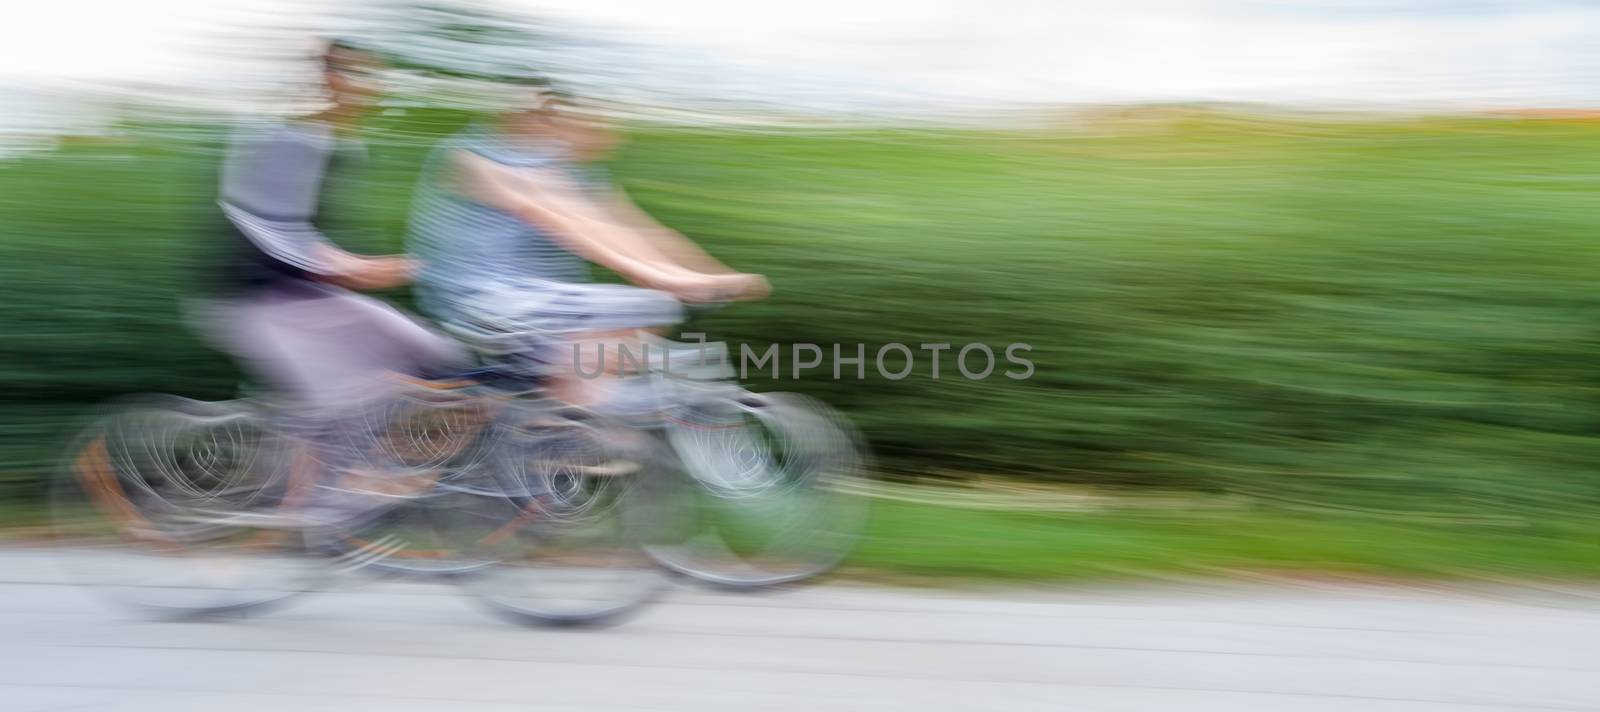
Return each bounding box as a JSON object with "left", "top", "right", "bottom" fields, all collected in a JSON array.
[{"left": 0, "top": 548, "right": 1597, "bottom": 711}]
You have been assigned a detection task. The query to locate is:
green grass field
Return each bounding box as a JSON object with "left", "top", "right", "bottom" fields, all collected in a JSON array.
[
  {"left": 850, "top": 497, "right": 1600, "bottom": 582},
  {"left": 3, "top": 108, "right": 1600, "bottom": 578}
]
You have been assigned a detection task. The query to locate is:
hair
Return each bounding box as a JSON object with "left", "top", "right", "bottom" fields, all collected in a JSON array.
[
  {"left": 504, "top": 72, "right": 551, "bottom": 89},
  {"left": 491, "top": 68, "right": 570, "bottom": 104},
  {"left": 321, "top": 37, "right": 375, "bottom": 75}
]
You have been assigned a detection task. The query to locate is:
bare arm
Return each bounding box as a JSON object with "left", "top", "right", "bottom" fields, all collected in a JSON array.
[
  {"left": 312, "top": 245, "right": 415, "bottom": 291},
  {"left": 220, "top": 124, "right": 411, "bottom": 291},
  {"left": 453, "top": 151, "right": 732, "bottom": 299},
  {"left": 598, "top": 187, "right": 733, "bottom": 275}
]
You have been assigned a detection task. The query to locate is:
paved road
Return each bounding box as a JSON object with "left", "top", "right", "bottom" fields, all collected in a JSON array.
[{"left": 1, "top": 548, "right": 1597, "bottom": 712}]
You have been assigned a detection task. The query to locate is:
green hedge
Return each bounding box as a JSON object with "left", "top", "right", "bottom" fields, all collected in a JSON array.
[{"left": 5, "top": 109, "right": 1600, "bottom": 516}]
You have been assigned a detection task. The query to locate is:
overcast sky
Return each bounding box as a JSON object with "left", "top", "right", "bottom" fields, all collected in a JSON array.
[{"left": 1, "top": 0, "right": 1596, "bottom": 109}]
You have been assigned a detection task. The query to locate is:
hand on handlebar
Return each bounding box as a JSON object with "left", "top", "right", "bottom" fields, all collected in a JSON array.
[
  {"left": 656, "top": 268, "right": 768, "bottom": 302},
  {"left": 329, "top": 255, "right": 417, "bottom": 291},
  {"left": 714, "top": 272, "right": 770, "bottom": 301},
  {"left": 666, "top": 272, "right": 769, "bottom": 304}
]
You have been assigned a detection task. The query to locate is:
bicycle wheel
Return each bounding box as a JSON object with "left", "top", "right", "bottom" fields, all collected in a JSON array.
[
  {"left": 346, "top": 380, "right": 497, "bottom": 475},
  {"left": 456, "top": 406, "right": 666, "bottom": 626},
  {"left": 326, "top": 384, "right": 505, "bottom": 576},
  {"left": 50, "top": 396, "right": 323, "bottom": 617},
  {"left": 646, "top": 392, "right": 870, "bottom": 588}
]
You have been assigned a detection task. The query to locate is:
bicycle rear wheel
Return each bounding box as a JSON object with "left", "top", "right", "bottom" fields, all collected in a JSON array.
[{"left": 50, "top": 396, "right": 322, "bottom": 617}]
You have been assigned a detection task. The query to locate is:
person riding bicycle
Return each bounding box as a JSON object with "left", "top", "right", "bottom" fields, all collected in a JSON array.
[
  {"left": 406, "top": 84, "right": 767, "bottom": 411},
  {"left": 200, "top": 39, "right": 466, "bottom": 522}
]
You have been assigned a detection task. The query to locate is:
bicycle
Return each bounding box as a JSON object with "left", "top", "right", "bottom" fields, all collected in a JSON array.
[
  {"left": 51, "top": 385, "right": 666, "bottom": 625},
  {"left": 360, "top": 328, "right": 873, "bottom": 589},
  {"left": 52, "top": 332, "right": 870, "bottom": 623}
]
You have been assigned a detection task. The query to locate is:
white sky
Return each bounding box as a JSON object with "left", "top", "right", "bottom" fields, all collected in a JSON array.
[{"left": 1, "top": 0, "right": 1597, "bottom": 108}]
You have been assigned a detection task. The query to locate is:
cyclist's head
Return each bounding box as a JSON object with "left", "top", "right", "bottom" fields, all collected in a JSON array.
[
  {"left": 504, "top": 86, "right": 616, "bottom": 160},
  {"left": 500, "top": 76, "right": 556, "bottom": 118},
  {"left": 321, "top": 38, "right": 383, "bottom": 108},
  {"left": 499, "top": 79, "right": 590, "bottom": 144}
]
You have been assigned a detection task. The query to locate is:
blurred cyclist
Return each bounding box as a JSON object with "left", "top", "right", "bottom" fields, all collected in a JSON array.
[
  {"left": 200, "top": 39, "right": 466, "bottom": 523},
  {"left": 407, "top": 84, "right": 766, "bottom": 411}
]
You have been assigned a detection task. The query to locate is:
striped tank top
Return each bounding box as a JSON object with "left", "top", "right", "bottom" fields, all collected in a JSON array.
[{"left": 407, "top": 125, "right": 590, "bottom": 318}]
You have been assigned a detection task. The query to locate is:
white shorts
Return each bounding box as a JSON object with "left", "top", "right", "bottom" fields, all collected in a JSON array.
[{"left": 458, "top": 279, "right": 684, "bottom": 336}]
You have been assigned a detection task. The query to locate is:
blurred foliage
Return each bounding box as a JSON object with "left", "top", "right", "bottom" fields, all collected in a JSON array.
[{"left": 4, "top": 109, "right": 1600, "bottom": 519}]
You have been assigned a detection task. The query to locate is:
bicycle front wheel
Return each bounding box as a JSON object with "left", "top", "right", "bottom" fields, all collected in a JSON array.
[{"left": 647, "top": 392, "right": 871, "bottom": 588}]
